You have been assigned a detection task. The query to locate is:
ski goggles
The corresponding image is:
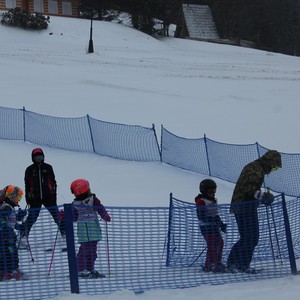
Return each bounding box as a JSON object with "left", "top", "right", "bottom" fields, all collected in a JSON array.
[
  {"left": 33, "top": 155, "right": 44, "bottom": 163},
  {"left": 271, "top": 166, "right": 279, "bottom": 172}
]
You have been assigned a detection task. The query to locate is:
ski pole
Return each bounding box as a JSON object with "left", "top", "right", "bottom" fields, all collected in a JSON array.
[
  {"left": 19, "top": 205, "right": 28, "bottom": 219},
  {"left": 105, "top": 222, "right": 111, "bottom": 275},
  {"left": 266, "top": 187, "right": 283, "bottom": 264},
  {"left": 17, "top": 205, "right": 28, "bottom": 249},
  {"left": 48, "top": 227, "right": 60, "bottom": 276},
  {"left": 161, "top": 236, "right": 168, "bottom": 261},
  {"left": 17, "top": 205, "right": 34, "bottom": 263},
  {"left": 27, "top": 239, "right": 35, "bottom": 263},
  {"left": 265, "top": 206, "right": 276, "bottom": 265},
  {"left": 18, "top": 233, "right": 35, "bottom": 263},
  {"left": 270, "top": 204, "right": 283, "bottom": 264},
  {"left": 189, "top": 246, "right": 207, "bottom": 267}
]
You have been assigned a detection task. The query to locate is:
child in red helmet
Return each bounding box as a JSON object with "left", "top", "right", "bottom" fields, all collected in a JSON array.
[
  {"left": 0, "top": 185, "right": 27, "bottom": 280},
  {"left": 195, "top": 179, "right": 227, "bottom": 273},
  {"left": 70, "top": 179, "right": 111, "bottom": 279}
]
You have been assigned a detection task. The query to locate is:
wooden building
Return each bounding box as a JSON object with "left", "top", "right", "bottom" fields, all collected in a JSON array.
[{"left": 0, "top": 0, "right": 79, "bottom": 17}]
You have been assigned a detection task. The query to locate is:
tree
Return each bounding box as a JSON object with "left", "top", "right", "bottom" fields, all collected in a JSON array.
[{"left": 210, "top": 0, "right": 300, "bottom": 56}]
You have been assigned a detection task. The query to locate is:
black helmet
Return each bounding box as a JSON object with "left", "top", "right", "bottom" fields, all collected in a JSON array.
[{"left": 199, "top": 179, "right": 217, "bottom": 195}]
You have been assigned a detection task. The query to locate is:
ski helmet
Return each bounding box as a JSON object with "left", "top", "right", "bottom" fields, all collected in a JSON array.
[
  {"left": 4, "top": 185, "right": 23, "bottom": 205},
  {"left": 70, "top": 179, "right": 90, "bottom": 197},
  {"left": 199, "top": 179, "right": 217, "bottom": 195},
  {"left": 32, "top": 148, "right": 45, "bottom": 163}
]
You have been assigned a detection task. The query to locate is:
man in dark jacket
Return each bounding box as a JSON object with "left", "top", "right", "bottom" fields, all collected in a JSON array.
[
  {"left": 19, "top": 148, "right": 65, "bottom": 250},
  {"left": 227, "top": 150, "right": 282, "bottom": 274}
]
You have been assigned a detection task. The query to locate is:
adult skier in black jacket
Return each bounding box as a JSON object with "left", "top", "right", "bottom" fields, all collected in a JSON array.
[{"left": 19, "top": 148, "right": 65, "bottom": 250}]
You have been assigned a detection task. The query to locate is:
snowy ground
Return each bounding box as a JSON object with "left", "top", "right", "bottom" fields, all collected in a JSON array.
[{"left": 1, "top": 13, "right": 300, "bottom": 300}]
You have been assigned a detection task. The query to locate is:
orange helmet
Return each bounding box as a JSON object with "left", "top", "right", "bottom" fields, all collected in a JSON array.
[
  {"left": 5, "top": 185, "right": 23, "bottom": 205},
  {"left": 70, "top": 179, "right": 90, "bottom": 197}
]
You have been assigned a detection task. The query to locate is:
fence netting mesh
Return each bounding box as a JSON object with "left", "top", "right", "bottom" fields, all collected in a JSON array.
[
  {"left": 166, "top": 195, "right": 299, "bottom": 284},
  {"left": 1, "top": 106, "right": 300, "bottom": 196},
  {"left": 1, "top": 106, "right": 300, "bottom": 299},
  {"left": 1, "top": 196, "right": 299, "bottom": 299}
]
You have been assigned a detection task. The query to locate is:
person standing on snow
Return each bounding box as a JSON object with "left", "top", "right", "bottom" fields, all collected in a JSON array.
[
  {"left": 19, "top": 148, "right": 66, "bottom": 251},
  {"left": 70, "top": 179, "right": 111, "bottom": 279},
  {"left": 0, "top": 185, "right": 27, "bottom": 280},
  {"left": 227, "top": 150, "right": 282, "bottom": 274},
  {"left": 195, "top": 179, "right": 227, "bottom": 273}
]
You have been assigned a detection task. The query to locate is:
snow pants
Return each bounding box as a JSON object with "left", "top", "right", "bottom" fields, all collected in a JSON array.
[
  {"left": 77, "top": 241, "right": 98, "bottom": 272},
  {"left": 201, "top": 226, "right": 224, "bottom": 270},
  {"left": 20, "top": 204, "right": 65, "bottom": 236},
  {"left": 0, "top": 226, "right": 19, "bottom": 272},
  {"left": 227, "top": 203, "right": 259, "bottom": 270}
]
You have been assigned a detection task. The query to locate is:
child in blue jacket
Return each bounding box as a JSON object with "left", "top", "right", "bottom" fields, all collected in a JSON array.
[{"left": 0, "top": 185, "right": 27, "bottom": 280}]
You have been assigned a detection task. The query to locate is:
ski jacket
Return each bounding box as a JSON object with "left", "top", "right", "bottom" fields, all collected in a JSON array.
[
  {"left": 24, "top": 162, "right": 57, "bottom": 205},
  {"left": 230, "top": 150, "right": 281, "bottom": 214},
  {"left": 0, "top": 192, "right": 20, "bottom": 273},
  {"left": 73, "top": 194, "right": 110, "bottom": 243},
  {"left": 195, "top": 194, "right": 223, "bottom": 229},
  {"left": 0, "top": 199, "right": 16, "bottom": 230}
]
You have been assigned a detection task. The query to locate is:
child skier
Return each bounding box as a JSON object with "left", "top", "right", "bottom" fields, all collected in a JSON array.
[
  {"left": 70, "top": 179, "right": 111, "bottom": 279},
  {"left": 195, "top": 179, "right": 227, "bottom": 273},
  {"left": 0, "top": 185, "right": 27, "bottom": 280}
]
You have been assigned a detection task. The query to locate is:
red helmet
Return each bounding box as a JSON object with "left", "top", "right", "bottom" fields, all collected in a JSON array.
[
  {"left": 70, "top": 179, "right": 90, "bottom": 197},
  {"left": 31, "top": 148, "right": 44, "bottom": 163}
]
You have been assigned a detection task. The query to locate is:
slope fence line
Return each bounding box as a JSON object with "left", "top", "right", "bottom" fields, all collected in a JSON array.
[{"left": 1, "top": 105, "right": 299, "bottom": 197}]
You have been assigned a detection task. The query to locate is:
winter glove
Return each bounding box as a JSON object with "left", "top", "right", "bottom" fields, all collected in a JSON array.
[
  {"left": 220, "top": 223, "right": 227, "bottom": 233},
  {"left": 98, "top": 204, "right": 111, "bottom": 222},
  {"left": 49, "top": 193, "right": 57, "bottom": 202},
  {"left": 16, "top": 208, "right": 27, "bottom": 221},
  {"left": 26, "top": 192, "right": 35, "bottom": 205},
  {"left": 102, "top": 212, "right": 111, "bottom": 222},
  {"left": 58, "top": 209, "right": 65, "bottom": 222},
  {"left": 261, "top": 192, "right": 274, "bottom": 206}
]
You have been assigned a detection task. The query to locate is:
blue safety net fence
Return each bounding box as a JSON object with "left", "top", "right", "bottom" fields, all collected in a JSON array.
[
  {"left": 1, "top": 105, "right": 300, "bottom": 298},
  {"left": 1, "top": 195, "right": 299, "bottom": 300},
  {"left": 166, "top": 194, "right": 299, "bottom": 282},
  {"left": 1, "top": 106, "right": 300, "bottom": 196},
  {"left": 0, "top": 106, "right": 161, "bottom": 162},
  {"left": 161, "top": 127, "right": 300, "bottom": 197}
]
